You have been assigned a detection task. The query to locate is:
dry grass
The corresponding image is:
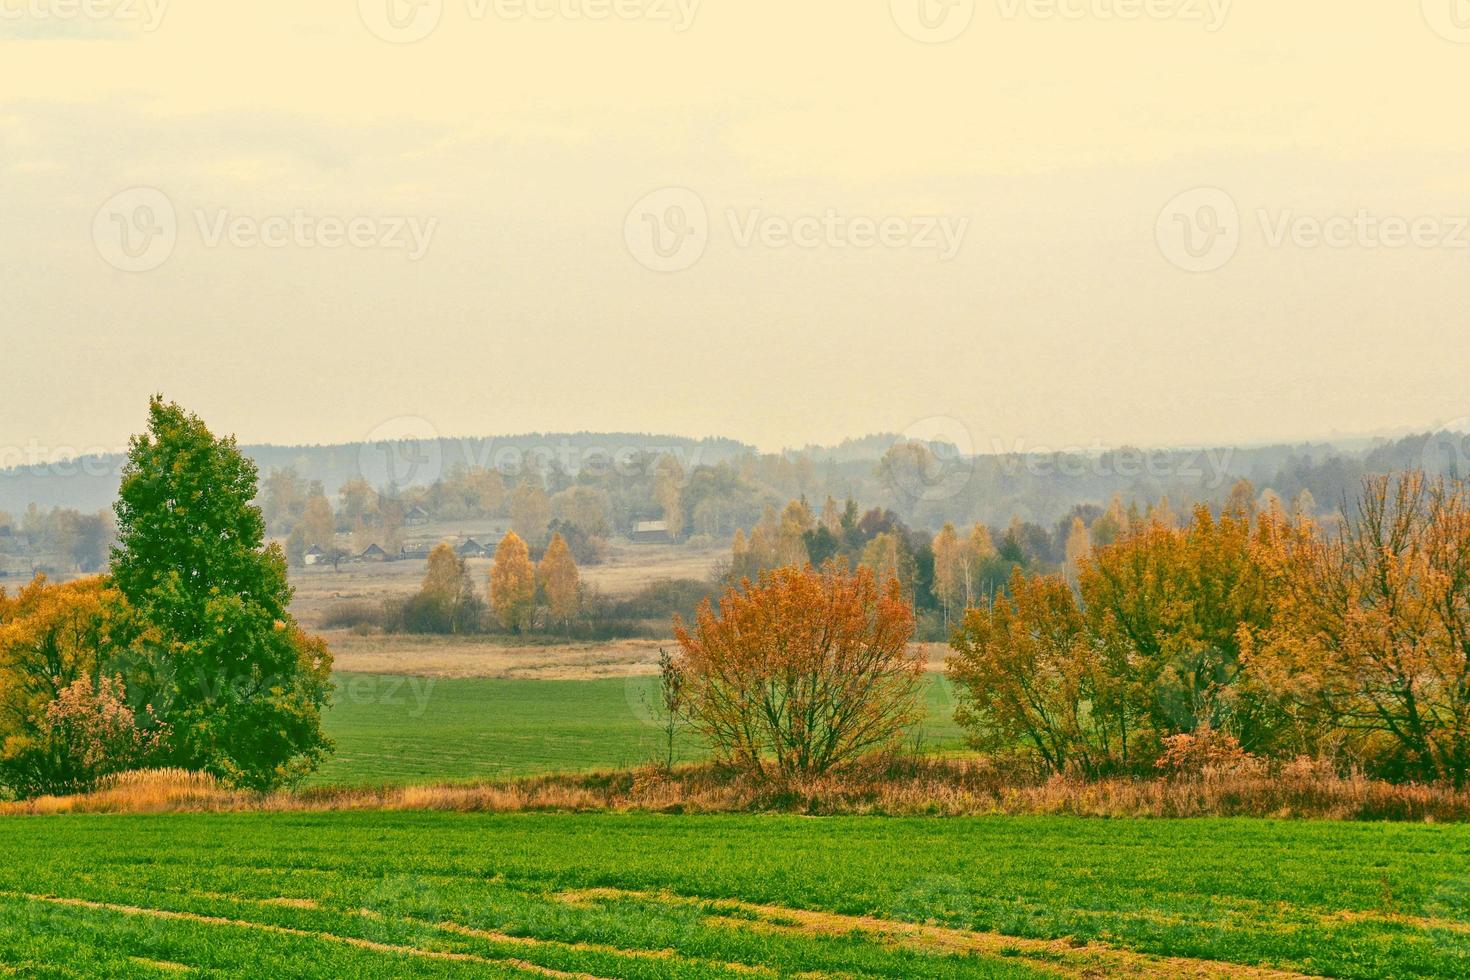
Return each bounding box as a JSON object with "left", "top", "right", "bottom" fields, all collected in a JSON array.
[
  {"left": 315, "top": 632, "right": 673, "bottom": 679},
  {"left": 8, "top": 760, "right": 1469, "bottom": 821}
]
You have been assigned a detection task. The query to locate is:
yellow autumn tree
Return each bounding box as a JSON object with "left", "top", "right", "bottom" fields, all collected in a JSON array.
[
  {"left": 777, "top": 499, "right": 813, "bottom": 568},
  {"left": 509, "top": 480, "right": 552, "bottom": 548},
  {"left": 1063, "top": 516, "right": 1092, "bottom": 590},
  {"left": 538, "top": 532, "right": 580, "bottom": 625},
  {"left": 931, "top": 523, "right": 965, "bottom": 627},
  {"left": 654, "top": 456, "right": 685, "bottom": 539},
  {"left": 1253, "top": 473, "right": 1470, "bottom": 785},
  {"left": 489, "top": 531, "right": 536, "bottom": 633},
  {"left": 962, "top": 523, "right": 996, "bottom": 606}
]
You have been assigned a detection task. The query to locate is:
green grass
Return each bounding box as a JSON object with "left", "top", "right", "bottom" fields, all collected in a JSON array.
[
  {"left": 313, "top": 673, "right": 968, "bottom": 786},
  {"left": 0, "top": 812, "right": 1468, "bottom": 977}
]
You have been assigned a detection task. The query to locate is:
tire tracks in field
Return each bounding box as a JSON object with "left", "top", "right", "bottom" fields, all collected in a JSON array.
[
  {"left": 0, "top": 891, "right": 604, "bottom": 979},
  {"left": 556, "top": 887, "right": 1315, "bottom": 979}
]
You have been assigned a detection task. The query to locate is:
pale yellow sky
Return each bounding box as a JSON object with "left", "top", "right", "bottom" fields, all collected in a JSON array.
[{"left": 2, "top": 1, "right": 1468, "bottom": 457}]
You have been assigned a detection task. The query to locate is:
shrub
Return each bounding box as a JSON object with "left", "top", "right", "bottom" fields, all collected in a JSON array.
[
  {"left": 674, "top": 563, "right": 922, "bottom": 779},
  {"left": 0, "top": 675, "right": 167, "bottom": 798}
]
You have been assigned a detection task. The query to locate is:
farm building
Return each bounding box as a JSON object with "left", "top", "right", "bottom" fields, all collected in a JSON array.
[
  {"left": 457, "top": 539, "right": 486, "bottom": 558},
  {"left": 631, "top": 520, "right": 672, "bottom": 544},
  {"left": 360, "top": 543, "right": 390, "bottom": 562},
  {"left": 303, "top": 545, "right": 326, "bottom": 566},
  {"left": 404, "top": 506, "right": 431, "bottom": 526}
]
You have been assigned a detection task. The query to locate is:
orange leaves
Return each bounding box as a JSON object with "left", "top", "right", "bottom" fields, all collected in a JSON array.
[{"left": 674, "top": 563, "right": 920, "bottom": 778}]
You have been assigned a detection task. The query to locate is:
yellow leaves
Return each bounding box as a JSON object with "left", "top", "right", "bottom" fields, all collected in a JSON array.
[
  {"left": 537, "top": 533, "right": 580, "bottom": 623},
  {"left": 489, "top": 531, "right": 536, "bottom": 633}
]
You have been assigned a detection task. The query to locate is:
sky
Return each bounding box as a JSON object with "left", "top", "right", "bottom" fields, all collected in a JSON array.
[{"left": 2, "top": 0, "right": 1469, "bottom": 461}]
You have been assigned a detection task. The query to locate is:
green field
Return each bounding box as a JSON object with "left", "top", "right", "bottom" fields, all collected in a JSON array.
[
  {"left": 0, "top": 811, "right": 1467, "bottom": 977},
  {"left": 313, "top": 673, "right": 968, "bottom": 786}
]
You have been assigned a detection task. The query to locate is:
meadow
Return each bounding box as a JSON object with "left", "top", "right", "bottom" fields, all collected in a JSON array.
[
  {"left": 0, "top": 811, "right": 1467, "bottom": 977},
  {"left": 312, "top": 673, "right": 968, "bottom": 786}
]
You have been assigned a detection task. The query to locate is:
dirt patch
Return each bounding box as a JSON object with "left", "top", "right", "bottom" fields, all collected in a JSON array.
[
  {"left": 557, "top": 888, "right": 1312, "bottom": 980},
  {"left": 3, "top": 891, "right": 603, "bottom": 979}
]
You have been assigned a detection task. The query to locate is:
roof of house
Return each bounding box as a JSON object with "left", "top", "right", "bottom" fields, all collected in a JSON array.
[
  {"left": 361, "top": 543, "right": 387, "bottom": 556},
  {"left": 634, "top": 521, "right": 670, "bottom": 534}
]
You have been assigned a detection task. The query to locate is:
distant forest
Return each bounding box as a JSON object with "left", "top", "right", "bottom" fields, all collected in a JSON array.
[{"left": 3, "top": 427, "right": 1470, "bottom": 566}]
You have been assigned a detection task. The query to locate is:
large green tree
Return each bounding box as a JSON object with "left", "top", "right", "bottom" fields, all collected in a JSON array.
[{"left": 110, "top": 397, "right": 332, "bottom": 789}]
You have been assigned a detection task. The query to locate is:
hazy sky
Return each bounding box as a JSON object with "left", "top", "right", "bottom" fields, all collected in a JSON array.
[{"left": 3, "top": 1, "right": 1469, "bottom": 460}]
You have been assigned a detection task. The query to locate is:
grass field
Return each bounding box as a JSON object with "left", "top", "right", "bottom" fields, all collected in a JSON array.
[
  {"left": 313, "top": 673, "right": 967, "bottom": 786},
  {"left": 0, "top": 811, "right": 1467, "bottom": 977}
]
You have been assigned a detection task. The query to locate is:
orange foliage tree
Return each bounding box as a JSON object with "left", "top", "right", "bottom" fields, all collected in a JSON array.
[
  {"left": 1253, "top": 473, "right": 1470, "bottom": 785},
  {"left": 673, "top": 563, "right": 921, "bottom": 778}
]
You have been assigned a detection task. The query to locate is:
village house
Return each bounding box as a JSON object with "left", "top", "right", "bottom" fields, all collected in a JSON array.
[{"left": 631, "top": 520, "right": 672, "bottom": 544}]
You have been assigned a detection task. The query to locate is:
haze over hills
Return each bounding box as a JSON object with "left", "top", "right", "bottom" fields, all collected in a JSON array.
[{"left": 4, "top": 420, "right": 1468, "bottom": 531}]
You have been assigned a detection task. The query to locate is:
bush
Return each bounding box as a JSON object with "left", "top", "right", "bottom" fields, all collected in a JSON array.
[
  {"left": 0, "top": 676, "right": 167, "bottom": 798},
  {"left": 674, "top": 563, "right": 922, "bottom": 779}
]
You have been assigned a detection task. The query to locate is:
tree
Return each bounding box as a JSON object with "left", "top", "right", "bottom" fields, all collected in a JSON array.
[
  {"left": 537, "top": 532, "right": 580, "bottom": 625},
  {"left": 338, "top": 477, "right": 377, "bottom": 527},
  {"left": 776, "top": 499, "right": 813, "bottom": 567},
  {"left": 489, "top": 531, "right": 536, "bottom": 633},
  {"left": 948, "top": 570, "right": 1119, "bottom": 776},
  {"left": 399, "top": 543, "right": 481, "bottom": 634},
  {"left": 1081, "top": 504, "right": 1276, "bottom": 752},
  {"left": 300, "top": 494, "right": 336, "bottom": 550},
  {"left": 509, "top": 481, "right": 552, "bottom": 548},
  {"left": 0, "top": 576, "right": 135, "bottom": 796},
  {"left": 931, "top": 523, "right": 965, "bottom": 628},
  {"left": 674, "top": 563, "right": 921, "bottom": 778},
  {"left": 1255, "top": 474, "right": 1470, "bottom": 785},
  {"left": 655, "top": 456, "right": 686, "bottom": 539},
  {"left": 962, "top": 523, "right": 996, "bottom": 606},
  {"left": 1063, "top": 516, "right": 1092, "bottom": 590},
  {"left": 109, "top": 397, "right": 333, "bottom": 790}
]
